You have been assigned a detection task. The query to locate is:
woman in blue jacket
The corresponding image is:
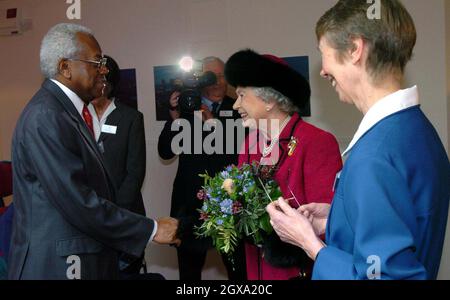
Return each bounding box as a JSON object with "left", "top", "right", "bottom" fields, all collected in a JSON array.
[{"left": 267, "top": 0, "right": 449, "bottom": 280}]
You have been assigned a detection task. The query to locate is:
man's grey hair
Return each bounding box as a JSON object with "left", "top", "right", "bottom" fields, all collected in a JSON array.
[
  {"left": 40, "top": 23, "right": 93, "bottom": 79},
  {"left": 252, "top": 87, "right": 299, "bottom": 114},
  {"left": 202, "top": 56, "right": 225, "bottom": 66}
]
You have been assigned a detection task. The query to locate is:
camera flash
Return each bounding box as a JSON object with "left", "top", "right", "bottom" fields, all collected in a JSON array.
[{"left": 179, "top": 56, "right": 194, "bottom": 72}]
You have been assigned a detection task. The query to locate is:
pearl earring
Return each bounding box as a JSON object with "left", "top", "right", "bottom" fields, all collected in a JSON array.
[{"left": 266, "top": 106, "right": 271, "bottom": 112}]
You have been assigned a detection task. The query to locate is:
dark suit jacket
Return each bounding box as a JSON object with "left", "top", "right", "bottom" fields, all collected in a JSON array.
[
  {"left": 98, "top": 101, "right": 146, "bottom": 216},
  {"left": 158, "top": 96, "right": 241, "bottom": 252},
  {"left": 9, "top": 80, "right": 154, "bottom": 280}
]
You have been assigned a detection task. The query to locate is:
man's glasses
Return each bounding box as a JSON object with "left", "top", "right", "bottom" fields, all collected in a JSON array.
[{"left": 67, "top": 57, "right": 108, "bottom": 70}]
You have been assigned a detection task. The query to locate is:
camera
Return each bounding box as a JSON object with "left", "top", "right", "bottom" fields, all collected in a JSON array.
[{"left": 173, "top": 71, "right": 217, "bottom": 115}]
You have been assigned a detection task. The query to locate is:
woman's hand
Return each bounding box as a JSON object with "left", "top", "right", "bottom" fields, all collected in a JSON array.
[
  {"left": 267, "top": 198, "right": 325, "bottom": 260},
  {"left": 297, "top": 203, "right": 330, "bottom": 236}
]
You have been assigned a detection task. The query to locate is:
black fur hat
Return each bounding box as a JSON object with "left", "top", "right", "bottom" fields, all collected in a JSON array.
[{"left": 225, "top": 49, "right": 310, "bottom": 112}]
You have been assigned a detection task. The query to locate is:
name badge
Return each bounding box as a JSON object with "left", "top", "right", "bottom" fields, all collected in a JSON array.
[
  {"left": 219, "top": 110, "right": 233, "bottom": 117},
  {"left": 101, "top": 124, "right": 117, "bottom": 134},
  {"left": 333, "top": 171, "right": 341, "bottom": 192}
]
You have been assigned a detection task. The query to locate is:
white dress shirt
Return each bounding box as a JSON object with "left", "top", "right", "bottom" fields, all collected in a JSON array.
[
  {"left": 51, "top": 79, "right": 85, "bottom": 118},
  {"left": 202, "top": 96, "right": 222, "bottom": 113},
  {"left": 342, "top": 86, "right": 420, "bottom": 157},
  {"left": 88, "top": 99, "right": 117, "bottom": 142}
]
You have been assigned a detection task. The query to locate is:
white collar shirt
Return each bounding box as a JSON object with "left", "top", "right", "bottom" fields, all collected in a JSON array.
[
  {"left": 342, "top": 85, "right": 420, "bottom": 157},
  {"left": 51, "top": 79, "right": 85, "bottom": 118},
  {"left": 88, "top": 99, "right": 117, "bottom": 142}
]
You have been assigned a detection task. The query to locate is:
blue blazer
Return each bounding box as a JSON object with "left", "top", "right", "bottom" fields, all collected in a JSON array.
[{"left": 313, "top": 106, "right": 450, "bottom": 280}]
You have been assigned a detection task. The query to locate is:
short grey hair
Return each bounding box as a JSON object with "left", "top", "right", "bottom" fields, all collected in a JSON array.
[
  {"left": 202, "top": 56, "right": 225, "bottom": 66},
  {"left": 252, "top": 87, "right": 298, "bottom": 114},
  {"left": 40, "top": 23, "right": 93, "bottom": 79}
]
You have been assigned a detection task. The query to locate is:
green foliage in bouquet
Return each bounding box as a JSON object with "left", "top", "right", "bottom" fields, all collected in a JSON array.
[{"left": 195, "top": 163, "right": 282, "bottom": 255}]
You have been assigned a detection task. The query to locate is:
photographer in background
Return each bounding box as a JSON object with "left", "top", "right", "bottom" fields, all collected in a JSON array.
[{"left": 158, "top": 57, "right": 246, "bottom": 280}]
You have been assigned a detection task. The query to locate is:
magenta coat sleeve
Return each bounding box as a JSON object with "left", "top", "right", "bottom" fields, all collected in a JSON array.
[{"left": 302, "top": 131, "right": 342, "bottom": 204}]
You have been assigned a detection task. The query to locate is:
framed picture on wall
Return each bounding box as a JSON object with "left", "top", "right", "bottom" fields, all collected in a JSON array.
[
  {"left": 153, "top": 65, "right": 185, "bottom": 121},
  {"left": 283, "top": 56, "right": 310, "bottom": 116},
  {"left": 117, "top": 69, "right": 138, "bottom": 110}
]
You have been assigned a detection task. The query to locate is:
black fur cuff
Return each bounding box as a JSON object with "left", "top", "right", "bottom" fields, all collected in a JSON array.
[{"left": 262, "top": 232, "right": 309, "bottom": 268}]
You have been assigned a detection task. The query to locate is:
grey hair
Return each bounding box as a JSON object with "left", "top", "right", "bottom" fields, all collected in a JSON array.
[
  {"left": 202, "top": 56, "right": 225, "bottom": 66},
  {"left": 40, "top": 23, "right": 93, "bottom": 79},
  {"left": 252, "top": 87, "right": 299, "bottom": 114}
]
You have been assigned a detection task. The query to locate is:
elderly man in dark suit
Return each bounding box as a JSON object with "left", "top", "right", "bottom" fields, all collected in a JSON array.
[
  {"left": 9, "top": 23, "right": 179, "bottom": 280},
  {"left": 89, "top": 55, "right": 147, "bottom": 277}
]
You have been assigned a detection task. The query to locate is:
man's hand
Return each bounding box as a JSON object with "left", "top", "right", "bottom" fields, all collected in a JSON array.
[
  {"left": 297, "top": 203, "right": 330, "bottom": 236},
  {"left": 169, "top": 92, "right": 181, "bottom": 120},
  {"left": 153, "top": 217, "right": 181, "bottom": 246},
  {"left": 267, "top": 198, "right": 325, "bottom": 260},
  {"left": 200, "top": 104, "right": 214, "bottom": 121}
]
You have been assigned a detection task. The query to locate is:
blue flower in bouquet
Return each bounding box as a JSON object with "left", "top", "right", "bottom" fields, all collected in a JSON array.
[
  {"left": 220, "top": 199, "right": 233, "bottom": 215},
  {"left": 243, "top": 184, "right": 251, "bottom": 194}
]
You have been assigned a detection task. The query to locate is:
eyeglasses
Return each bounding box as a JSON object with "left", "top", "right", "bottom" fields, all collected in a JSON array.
[{"left": 67, "top": 57, "right": 108, "bottom": 70}]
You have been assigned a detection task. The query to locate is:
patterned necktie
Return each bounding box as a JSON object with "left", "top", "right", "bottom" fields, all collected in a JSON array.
[{"left": 82, "top": 105, "right": 95, "bottom": 137}]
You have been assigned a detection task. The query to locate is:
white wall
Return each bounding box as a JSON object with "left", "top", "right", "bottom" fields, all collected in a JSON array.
[{"left": 0, "top": 0, "right": 448, "bottom": 280}]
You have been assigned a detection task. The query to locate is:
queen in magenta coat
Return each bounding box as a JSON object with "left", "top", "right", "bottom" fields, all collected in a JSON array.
[{"left": 224, "top": 49, "right": 342, "bottom": 280}]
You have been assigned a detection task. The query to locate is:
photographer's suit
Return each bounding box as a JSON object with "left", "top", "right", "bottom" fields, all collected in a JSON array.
[
  {"left": 9, "top": 80, "right": 153, "bottom": 279},
  {"left": 158, "top": 96, "right": 246, "bottom": 280}
]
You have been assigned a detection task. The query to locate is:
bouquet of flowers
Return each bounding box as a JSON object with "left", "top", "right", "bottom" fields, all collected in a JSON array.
[{"left": 195, "top": 162, "right": 282, "bottom": 255}]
